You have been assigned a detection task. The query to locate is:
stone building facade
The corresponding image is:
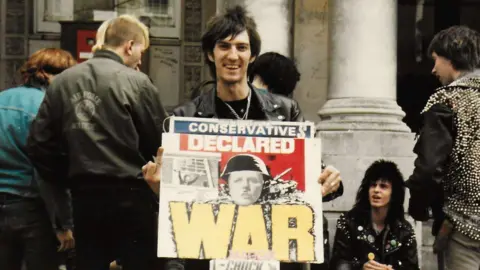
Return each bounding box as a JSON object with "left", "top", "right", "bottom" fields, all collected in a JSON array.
[{"left": 4, "top": 0, "right": 480, "bottom": 269}]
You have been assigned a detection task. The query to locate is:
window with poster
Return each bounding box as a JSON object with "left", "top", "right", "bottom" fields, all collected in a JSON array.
[{"left": 115, "top": 0, "right": 181, "bottom": 38}]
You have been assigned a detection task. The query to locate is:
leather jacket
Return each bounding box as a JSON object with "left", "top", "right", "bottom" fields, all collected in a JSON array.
[
  {"left": 26, "top": 50, "right": 168, "bottom": 185},
  {"left": 173, "top": 84, "right": 303, "bottom": 122},
  {"left": 330, "top": 211, "right": 419, "bottom": 270},
  {"left": 173, "top": 84, "right": 343, "bottom": 202},
  {"left": 172, "top": 84, "right": 343, "bottom": 270}
]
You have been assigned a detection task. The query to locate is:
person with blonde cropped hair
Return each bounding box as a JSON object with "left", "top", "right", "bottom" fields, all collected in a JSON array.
[
  {"left": 26, "top": 13, "right": 167, "bottom": 270},
  {"left": 91, "top": 18, "right": 111, "bottom": 52}
]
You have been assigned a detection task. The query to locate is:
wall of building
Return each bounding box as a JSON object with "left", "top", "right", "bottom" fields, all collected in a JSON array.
[
  {"left": 0, "top": 0, "right": 30, "bottom": 90},
  {"left": 292, "top": 0, "right": 329, "bottom": 122}
]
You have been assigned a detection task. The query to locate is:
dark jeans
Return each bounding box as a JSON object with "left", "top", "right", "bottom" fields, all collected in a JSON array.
[
  {"left": 71, "top": 183, "right": 162, "bottom": 270},
  {"left": 0, "top": 194, "right": 58, "bottom": 270}
]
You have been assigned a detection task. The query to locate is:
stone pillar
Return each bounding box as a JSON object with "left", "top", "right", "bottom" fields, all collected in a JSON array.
[
  {"left": 317, "top": 0, "right": 420, "bottom": 264},
  {"left": 217, "top": 0, "right": 292, "bottom": 56},
  {"left": 292, "top": 0, "right": 329, "bottom": 121},
  {"left": 317, "top": 0, "right": 409, "bottom": 132}
]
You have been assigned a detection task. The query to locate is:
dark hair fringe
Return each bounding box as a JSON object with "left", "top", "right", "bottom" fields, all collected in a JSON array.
[
  {"left": 427, "top": 25, "right": 480, "bottom": 70},
  {"left": 201, "top": 5, "right": 261, "bottom": 79}
]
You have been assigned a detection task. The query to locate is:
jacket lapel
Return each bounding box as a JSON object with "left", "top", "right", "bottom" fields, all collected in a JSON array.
[{"left": 192, "top": 83, "right": 288, "bottom": 121}]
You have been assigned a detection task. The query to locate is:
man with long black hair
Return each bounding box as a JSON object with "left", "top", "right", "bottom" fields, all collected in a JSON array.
[{"left": 330, "top": 160, "right": 419, "bottom": 270}]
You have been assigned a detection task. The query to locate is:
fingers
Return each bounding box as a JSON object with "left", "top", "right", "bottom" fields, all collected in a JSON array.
[
  {"left": 142, "top": 148, "right": 163, "bottom": 195},
  {"left": 56, "top": 231, "right": 75, "bottom": 251},
  {"left": 323, "top": 180, "right": 341, "bottom": 196},
  {"left": 323, "top": 170, "right": 340, "bottom": 188},
  {"left": 58, "top": 241, "right": 66, "bottom": 252},
  {"left": 66, "top": 234, "right": 75, "bottom": 250},
  {"left": 146, "top": 161, "right": 158, "bottom": 178},
  {"left": 142, "top": 164, "right": 148, "bottom": 176},
  {"left": 318, "top": 168, "right": 331, "bottom": 185},
  {"left": 318, "top": 165, "right": 338, "bottom": 184},
  {"left": 156, "top": 147, "right": 164, "bottom": 164},
  {"left": 61, "top": 239, "right": 74, "bottom": 251},
  {"left": 367, "top": 260, "right": 390, "bottom": 270},
  {"left": 319, "top": 165, "right": 341, "bottom": 196}
]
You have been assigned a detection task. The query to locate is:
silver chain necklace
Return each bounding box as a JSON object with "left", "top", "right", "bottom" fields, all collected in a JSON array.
[{"left": 221, "top": 89, "right": 251, "bottom": 120}]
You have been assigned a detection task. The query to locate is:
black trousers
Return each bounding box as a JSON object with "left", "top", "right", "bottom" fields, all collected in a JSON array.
[{"left": 71, "top": 182, "right": 162, "bottom": 270}]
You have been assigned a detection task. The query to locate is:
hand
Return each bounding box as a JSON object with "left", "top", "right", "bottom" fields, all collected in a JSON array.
[
  {"left": 433, "top": 219, "right": 453, "bottom": 254},
  {"left": 56, "top": 229, "right": 75, "bottom": 251},
  {"left": 318, "top": 165, "right": 342, "bottom": 197},
  {"left": 142, "top": 147, "right": 164, "bottom": 195},
  {"left": 362, "top": 260, "right": 393, "bottom": 270}
]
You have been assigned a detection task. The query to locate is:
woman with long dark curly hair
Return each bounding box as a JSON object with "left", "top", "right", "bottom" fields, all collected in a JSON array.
[{"left": 329, "top": 160, "right": 419, "bottom": 270}]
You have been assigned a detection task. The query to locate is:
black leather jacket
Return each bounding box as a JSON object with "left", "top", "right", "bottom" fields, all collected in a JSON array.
[
  {"left": 173, "top": 85, "right": 303, "bottom": 121},
  {"left": 405, "top": 103, "right": 454, "bottom": 235},
  {"left": 27, "top": 50, "right": 168, "bottom": 185},
  {"left": 173, "top": 85, "right": 343, "bottom": 202},
  {"left": 173, "top": 84, "right": 343, "bottom": 270},
  {"left": 330, "top": 211, "right": 419, "bottom": 270}
]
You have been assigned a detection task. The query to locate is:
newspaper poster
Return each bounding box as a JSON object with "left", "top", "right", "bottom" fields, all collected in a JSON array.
[
  {"left": 167, "top": 116, "right": 316, "bottom": 139},
  {"left": 158, "top": 119, "right": 323, "bottom": 264}
]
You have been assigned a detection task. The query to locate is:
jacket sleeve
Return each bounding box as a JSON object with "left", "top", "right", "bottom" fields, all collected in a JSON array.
[
  {"left": 323, "top": 182, "right": 344, "bottom": 202},
  {"left": 394, "top": 225, "right": 420, "bottom": 270},
  {"left": 291, "top": 99, "right": 305, "bottom": 122},
  {"left": 26, "top": 83, "right": 68, "bottom": 183},
  {"left": 35, "top": 169, "right": 73, "bottom": 231},
  {"left": 131, "top": 79, "right": 169, "bottom": 163},
  {"left": 405, "top": 103, "right": 454, "bottom": 221},
  {"left": 330, "top": 214, "right": 356, "bottom": 270}
]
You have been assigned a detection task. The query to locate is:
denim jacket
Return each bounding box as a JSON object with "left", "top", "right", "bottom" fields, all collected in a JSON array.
[
  {"left": 0, "top": 85, "right": 73, "bottom": 230},
  {"left": 0, "top": 86, "right": 45, "bottom": 198}
]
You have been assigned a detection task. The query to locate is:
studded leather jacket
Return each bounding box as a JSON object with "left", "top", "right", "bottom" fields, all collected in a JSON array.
[
  {"left": 330, "top": 211, "right": 419, "bottom": 270},
  {"left": 417, "top": 76, "right": 480, "bottom": 241}
]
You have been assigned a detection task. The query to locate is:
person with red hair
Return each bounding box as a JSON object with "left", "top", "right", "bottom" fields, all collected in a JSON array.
[{"left": 0, "top": 48, "right": 76, "bottom": 270}]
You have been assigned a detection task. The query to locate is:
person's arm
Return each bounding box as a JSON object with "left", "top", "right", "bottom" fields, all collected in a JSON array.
[
  {"left": 405, "top": 103, "right": 454, "bottom": 221},
  {"left": 323, "top": 181, "right": 344, "bottom": 202},
  {"left": 35, "top": 169, "right": 73, "bottom": 231},
  {"left": 290, "top": 99, "right": 305, "bottom": 122},
  {"left": 132, "top": 79, "right": 169, "bottom": 163},
  {"left": 143, "top": 147, "right": 164, "bottom": 195},
  {"left": 26, "top": 82, "right": 67, "bottom": 183},
  {"left": 321, "top": 160, "right": 344, "bottom": 202},
  {"left": 35, "top": 170, "right": 75, "bottom": 251}
]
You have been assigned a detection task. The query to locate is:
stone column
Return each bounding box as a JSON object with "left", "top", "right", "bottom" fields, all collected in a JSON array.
[
  {"left": 217, "top": 0, "right": 292, "bottom": 56},
  {"left": 317, "top": 0, "right": 421, "bottom": 264},
  {"left": 317, "top": 0, "right": 409, "bottom": 132}
]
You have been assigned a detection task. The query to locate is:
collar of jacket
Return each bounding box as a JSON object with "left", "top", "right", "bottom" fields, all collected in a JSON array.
[
  {"left": 93, "top": 49, "right": 125, "bottom": 65},
  {"left": 23, "top": 81, "right": 47, "bottom": 91},
  {"left": 195, "top": 83, "right": 282, "bottom": 118}
]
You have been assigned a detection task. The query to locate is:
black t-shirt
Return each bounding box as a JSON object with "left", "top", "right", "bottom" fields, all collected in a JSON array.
[{"left": 215, "top": 92, "right": 265, "bottom": 120}]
